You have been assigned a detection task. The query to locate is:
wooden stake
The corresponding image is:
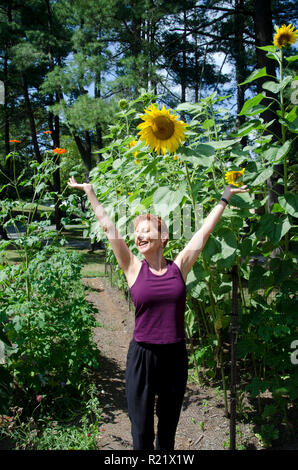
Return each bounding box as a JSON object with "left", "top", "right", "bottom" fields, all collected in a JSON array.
[{"left": 230, "top": 264, "right": 239, "bottom": 450}]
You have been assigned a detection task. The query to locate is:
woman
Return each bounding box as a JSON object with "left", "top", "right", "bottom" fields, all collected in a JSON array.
[{"left": 67, "top": 176, "right": 249, "bottom": 450}]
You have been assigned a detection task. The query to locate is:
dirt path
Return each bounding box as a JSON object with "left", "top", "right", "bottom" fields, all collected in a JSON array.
[{"left": 82, "top": 276, "right": 262, "bottom": 451}]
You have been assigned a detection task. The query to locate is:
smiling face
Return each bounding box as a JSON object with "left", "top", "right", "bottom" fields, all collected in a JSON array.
[{"left": 134, "top": 215, "right": 168, "bottom": 255}]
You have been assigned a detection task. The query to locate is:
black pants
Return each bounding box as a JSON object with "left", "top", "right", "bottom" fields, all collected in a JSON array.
[{"left": 125, "top": 338, "right": 188, "bottom": 450}]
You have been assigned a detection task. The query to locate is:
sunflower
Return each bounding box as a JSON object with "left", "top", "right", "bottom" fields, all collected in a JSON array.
[
  {"left": 274, "top": 24, "right": 298, "bottom": 49},
  {"left": 127, "top": 140, "right": 139, "bottom": 159},
  {"left": 137, "top": 103, "right": 187, "bottom": 155},
  {"left": 224, "top": 168, "right": 245, "bottom": 187}
]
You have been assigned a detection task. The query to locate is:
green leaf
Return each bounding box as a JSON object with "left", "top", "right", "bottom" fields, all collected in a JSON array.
[
  {"left": 112, "top": 158, "right": 123, "bottom": 170},
  {"left": 214, "top": 229, "right": 237, "bottom": 268},
  {"left": 262, "top": 80, "right": 280, "bottom": 94},
  {"left": 285, "top": 55, "right": 298, "bottom": 63},
  {"left": 270, "top": 258, "right": 295, "bottom": 285},
  {"left": 202, "top": 119, "right": 214, "bottom": 129},
  {"left": 284, "top": 117, "right": 298, "bottom": 133},
  {"left": 246, "top": 377, "right": 272, "bottom": 399},
  {"left": 286, "top": 106, "right": 298, "bottom": 122},
  {"left": 176, "top": 146, "right": 214, "bottom": 167},
  {"left": 239, "top": 93, "right": 265, "bottom": 116},
  {"left": 240, "top": 237, "right": 253, "bottom": 257},
  {"left": 248, "top": 265, "right": 267, "bottom": 292},
  {"left": 176, "top": 102, "right": 199, "bottom": 113},
  {"left": 202, "top": 235, "right": 221, "bottom": 262},
  {"left": 262, "top": 141, "right": 291, "bottom": 164},
  {"left": 186, "top": 270, "right": 206, "bottom": 299},
  {"left": 257, "top": 45, "right": 277, "bottom": 52},
  {"left": 275, "top": 140, "right": 291, "bottom": 163},
  {"left": 252, "top": 167, "right": 274, "bottom": 185},
  {"left": 35, "top": 183, "right": 47, "bottom": 193},
  {"left": 229, "top": 193, "right": 254, "bottom": 208},
  {"left": 279, "top": 193, "right": 298, "bottom": 217},
  {"left": 256, "top": 213, "right": 291, "bottom": 244},
  {"left": 239, "top": 68, "right": 270, "bottom": 86},
  {"left": 262, "top": 76, "right": 292, "bottom": 94},
  {"left": 232, "top": 120, "right": 261, "bottom": 137},
  {"left": 207, "top": 139, "right": 240, "bottom": 149},
  {"left": 270, "top": 203, "right": 284, "bottom": 213},
  {"left": 194, "top": 143, "right": 215, "bottom": 157},
  {"left": 153, "top": 185, "right": 185, "bottom": 218}
]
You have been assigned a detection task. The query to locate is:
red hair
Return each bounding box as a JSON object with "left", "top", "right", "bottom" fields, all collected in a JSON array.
[{"left": 134, "top": 214, "right": 169, "bottom": 247}]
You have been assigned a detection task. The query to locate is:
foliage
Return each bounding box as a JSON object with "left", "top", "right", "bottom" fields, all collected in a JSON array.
[
  {"left": 2, "top": 246, "right": 100, "bottom": 398},
  {"left": 0, "top": 150, "right": 100, "bottom": 415},
  {"left": 1, "top": 1, "right": 298, "bottom": 449},
  {"left": 1, "top": 384, "right": 103, "bottom": 450},
  {"left": 78, "top": 44, "right": 298, "bottom": 443}
]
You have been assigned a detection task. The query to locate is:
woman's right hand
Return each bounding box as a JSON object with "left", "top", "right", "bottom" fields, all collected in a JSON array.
[{"left": 67, "top": 176, "right": 92, "bottom": 193}]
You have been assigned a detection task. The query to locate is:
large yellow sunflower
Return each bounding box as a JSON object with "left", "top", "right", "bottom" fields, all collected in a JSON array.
[
  {"left": 224, "top": 168, "right": 245, "bottom": 187},
  {"left": 137, "top": 103, "right": 188, "bottom": 155},
  {"left": 274, "top": 24, "right": 298, "bottom": 48}
]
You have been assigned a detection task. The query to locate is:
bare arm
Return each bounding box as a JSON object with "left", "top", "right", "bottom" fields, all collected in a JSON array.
[
  {"left": 67, "top": 177, "right": 135, "bottom": 271},
  {"left": 175, "top": 184, "right": 250, "bottom": 281}
]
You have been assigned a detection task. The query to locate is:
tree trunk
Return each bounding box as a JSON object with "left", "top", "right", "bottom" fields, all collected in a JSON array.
[
  {"left": 4, "top": 52, "right": 11, "bottom": 177},
  {"left": 95, "top": 70, "right": 103, "bottom": 163},
  {"left": 181, "top": 8, "right": 187, "bottom": 103},
  {"left": 73, "top": 134, "right": 93, "bottom": 181},
  {"left": 234, "top": 0, "right": 247, "bottom": 136},
  {"left": 21, "top": 73, "right": 42, "bottom": 164},
  {"left": 4, "top": 1, "right": 12, "bottom": 173},
  {"left": 45, "top": 0, "right": 63, "bottom": 231},
  {"left": 48, "top": 97, "right": 63, "bottom": 232}
]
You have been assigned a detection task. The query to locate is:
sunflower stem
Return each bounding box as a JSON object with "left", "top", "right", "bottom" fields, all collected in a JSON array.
[
  {"left": 184, "top": 162, "right": 196, "bottom": 209},
  {"left": 279, "top": 48, "right": 289, "bottom": 257},
  {"left": 279, "top": 48, "right": 287, "bottom": 184}
]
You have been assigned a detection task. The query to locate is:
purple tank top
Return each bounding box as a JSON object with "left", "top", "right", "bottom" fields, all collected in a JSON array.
[{"left": 129, "top": 259, "right": 186, "bottom": 344}]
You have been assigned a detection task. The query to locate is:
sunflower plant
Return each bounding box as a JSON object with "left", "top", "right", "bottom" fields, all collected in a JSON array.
[
  {"left": 86, "top": 36, "right": 298, "bottom": 434},
  {"left": 237, "top": 23, "right": 298, "bottom": 259}
]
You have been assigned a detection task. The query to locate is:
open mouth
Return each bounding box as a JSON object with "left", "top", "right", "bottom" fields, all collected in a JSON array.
[{"left": 138, "top": 240, "right": 149, "bottom": 247}]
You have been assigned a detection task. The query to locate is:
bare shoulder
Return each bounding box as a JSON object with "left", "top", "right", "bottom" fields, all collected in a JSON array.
[{"left": 123, "top": 255, "right": 142, "bottom": 288}]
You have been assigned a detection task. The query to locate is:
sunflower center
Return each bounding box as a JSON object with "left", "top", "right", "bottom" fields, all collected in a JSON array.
[
  {"left": 151, "top": 116, "right": 175, "bottom": 140},
  {"left": 232, "top": 172, "right": 242, "bottom": 180},
  {"left": 277, "top": 32, "right": 292, "bottom": 46}
]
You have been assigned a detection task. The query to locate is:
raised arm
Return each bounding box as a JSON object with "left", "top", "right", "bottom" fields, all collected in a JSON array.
[
  {"left": 67, "top": 177, "right": 135, "bottom": 272},
  {"left": 174, "top": 184, "right": 249, "bottom": 282}
]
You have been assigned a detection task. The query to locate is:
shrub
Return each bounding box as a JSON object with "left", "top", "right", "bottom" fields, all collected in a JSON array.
[{"left": 1, "top": 245, "right": 100, "bottom": 403}]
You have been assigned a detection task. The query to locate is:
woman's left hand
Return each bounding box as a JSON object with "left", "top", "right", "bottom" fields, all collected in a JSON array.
[{"left": 222, "top": 184, "right": 250, "bottom": 202}]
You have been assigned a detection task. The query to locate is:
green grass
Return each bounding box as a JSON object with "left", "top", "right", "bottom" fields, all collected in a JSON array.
[
  {"left": 79, "top": 250, "right": 106, "bottom": 277},
  {"left": 1, "top": 223, "right": 106, "bottom": 278},
  {"left": 1, "top": 248, "right": 106, "bottom": 278}
]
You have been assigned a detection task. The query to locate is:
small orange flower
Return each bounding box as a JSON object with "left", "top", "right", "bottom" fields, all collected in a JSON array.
[
  {"left": 9, "top": 139, "right": 21, "bottom": 143},
  {"left": 44, "top": 130, "right": 52, "bottom": 134},
  {"left": 53, "top": 148, "right": 67, "bottom": 154}
]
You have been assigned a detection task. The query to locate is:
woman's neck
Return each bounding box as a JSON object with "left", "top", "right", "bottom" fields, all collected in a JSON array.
[{"left": 144, "top": 253, "right": 167, "bottom": 272}]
